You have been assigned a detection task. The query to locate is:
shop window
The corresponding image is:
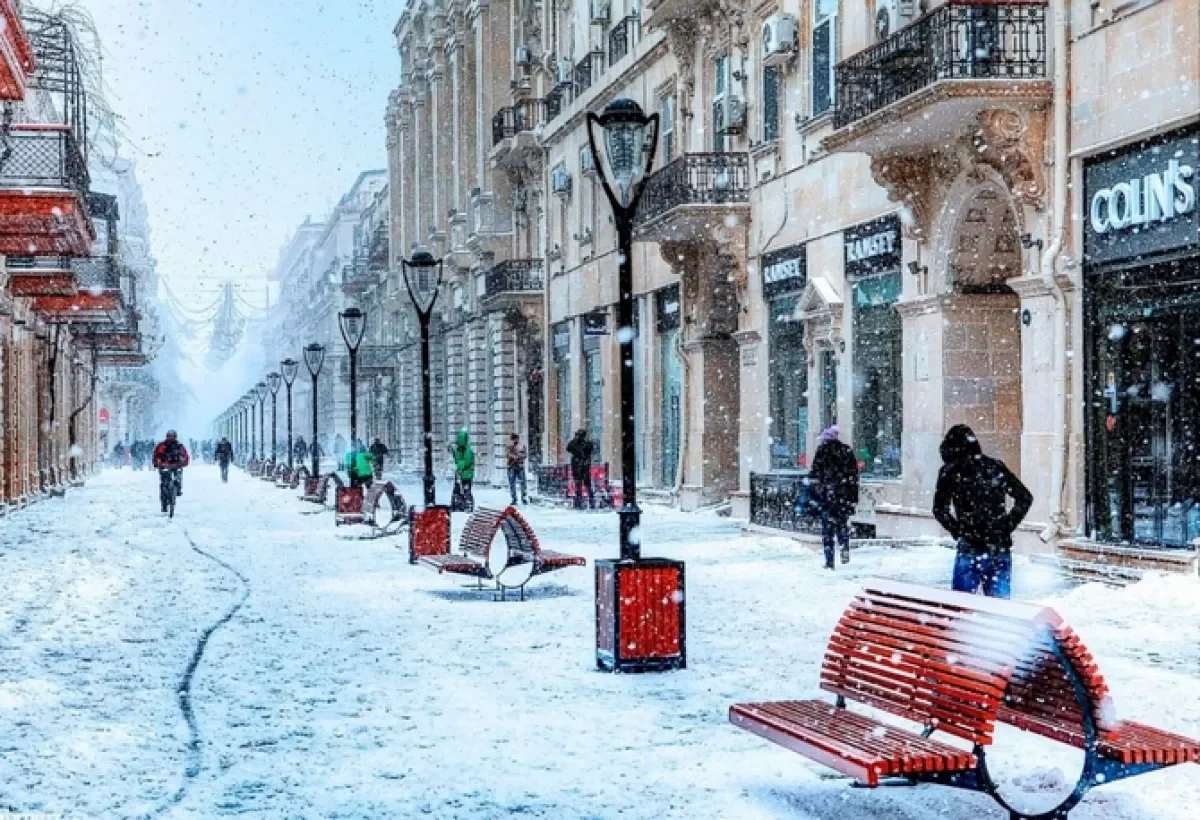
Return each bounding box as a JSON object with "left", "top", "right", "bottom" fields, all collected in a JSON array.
[
  {"left": 769, "top": 297, "right": 807, "bottom": 469},
  {"left": 762, "top": 66, "right": 780, "bottom": 143},
  {"left": 583, "top": 314, "right": 606, "bottom": 462},
  {"left": 852, "top": 271, "right": 902, "bottom": 478},
  {"left": 812, "top": 0, "right": 838, "bottom": 117}
]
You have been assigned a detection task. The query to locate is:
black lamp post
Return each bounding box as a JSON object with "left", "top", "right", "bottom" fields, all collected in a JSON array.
[
  {"left": 281, "top": 358, "right": 299, "bottom": 470},
  {"left": 304, "top": 343, "right": 326, "bottom": 477},
  {"left": 401, "top": 250, "right": 443, "bottom": 508},
  {"left": 587, "top": 98, "right": 686, "bottom": 673},
  {"left": 338, "top": 307, "right": 367, "bottom": 448},
  {"left": 267, "top": 371, "right": 282, "bottom": 464},
  {"left": 255, "top": 381, "right": 268, "bottom": 462}
]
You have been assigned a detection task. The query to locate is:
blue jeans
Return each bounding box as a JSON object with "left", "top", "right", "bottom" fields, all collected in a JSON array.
[
  {"left": 952, "top": 548, "right": 1012, "bottom": 599},
  {"left": 508, "top": 466, "right": 527, "bottom": 503},
  {"left": 820, "top": 509, "right": 850, "bottom": 567}
]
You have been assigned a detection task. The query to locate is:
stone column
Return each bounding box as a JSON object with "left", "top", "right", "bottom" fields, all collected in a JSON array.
[
  {"left": 465, "top": 315, "right": 489, "bottom": 479},
  {"left": 1009, "top": 274, "right": 1060, "bottom": 528},
  {"left": 444, "top": 323, "right": 468, "bottom": 449},
  {"left": 489, "top": 312, "right": 519, "bottom": 482}
]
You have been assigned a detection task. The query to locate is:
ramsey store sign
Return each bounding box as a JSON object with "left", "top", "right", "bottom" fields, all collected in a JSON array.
[{"left": 1084, "top": 126, "right": 1199, "bottom": 266}]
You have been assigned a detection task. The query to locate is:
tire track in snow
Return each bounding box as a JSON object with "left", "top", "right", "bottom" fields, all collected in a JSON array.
[{"left": 150, "top": 528, "right": 250, "bottom": 817}]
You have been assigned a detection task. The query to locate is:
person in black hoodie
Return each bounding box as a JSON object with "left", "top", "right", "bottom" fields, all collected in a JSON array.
[
  {"left": 933, "top": 424, "right": 1032, "bottom": 599},
  {"left": 809, "top": 425, "right": 860, "bottom": 569}
]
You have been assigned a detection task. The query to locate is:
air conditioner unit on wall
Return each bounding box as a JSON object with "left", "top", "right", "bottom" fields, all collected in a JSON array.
[
  {"left": 591, "top": 0, "right": 611, "bottom": 24},
  {"left": 580, "top": 144, "right": 597, "bottom": 175},
  {"left": 556, "top": 59, "right": 574, "bottom": 85},
  {"left": 875, "top": 0, "right": 918, "bottom": 42},
  {"left": 714, "top": 96, "right": 747, "bottom": 136},
  {"left": 551, "top": 165, "right": 572, "bottom": 196},
  {"left": 762, "top": 13, "right": 798, "bottom": 67},
  {"left": 516, "top": 44, "right": 532, "bottom": 67}
]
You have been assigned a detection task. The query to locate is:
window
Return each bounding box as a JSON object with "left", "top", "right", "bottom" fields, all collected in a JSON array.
[
  {"left": 660, "top": 94, "right": 675, "bottom": 165},
  {"left": 812, "top": 0, "right": 838, "bottom": 117},
  {"left": 713, "top": 54, "right": 729, "bottom": 151},
  {"left": 851, "top": 271, "right": 902, "bottom": 478},
  {"left": 762, "top": 65, "right": 780, "bottom": 143}
]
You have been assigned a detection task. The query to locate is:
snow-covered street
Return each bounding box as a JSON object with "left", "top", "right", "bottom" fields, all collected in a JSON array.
[{"left": 1, "top": 466, "right": 1197, "bottom": 819}]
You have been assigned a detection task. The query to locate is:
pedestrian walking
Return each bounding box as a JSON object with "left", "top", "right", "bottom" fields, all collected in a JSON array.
[
  {"left": 506, "top": 433, "right": 529, "bottom": 506},
  {"left": 344, "top": 438, "right": 374, "bottom": 490},
  {"left": 449, "top": 429, "right": 475, "bottom": 511},
  {"left": 215, "top": 437, "right": 234, "bottom": 482},
  {"left": 566, "top": 429, "right": 594, "bottom": 509},
  {"left": 294, "top": 436, "right": 309, "bottom": 465},
  {"left": 370, "top": 436, "right": 389, "bottom": 479},
  {"left": 809, "top": 425, "right": 859, "bottom": 569},
  {"left": 933, "top": 424, "right": 1032, "bottom": 599}
]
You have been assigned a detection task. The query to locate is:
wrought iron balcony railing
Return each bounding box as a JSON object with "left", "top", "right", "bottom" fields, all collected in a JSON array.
[
  {"left": 491, "top": 98, "right": 547, "bottom": 146},
  {"left": 635, "top": 153, "right": 751, "bottom": 227},
  {"left": 833, "top": 1, "right": 1048, "bottom": 130},
  {"left": 483, "top": 259, "right": 543, "bottom": 302},
  {"left": 608, "top": 14, "right": 640, "bottom": 66},
  {"left": 545, "top": 84, "right": 568, "bottom": 121},
  {"left": 0, "top": 125, "right": 89, "bottom": 192},
  {"left": 749, "top": 472, "right": 821, "bottom": 534},
  {"left": 573, "top": 51, "right": 605, "bottom": 97}
]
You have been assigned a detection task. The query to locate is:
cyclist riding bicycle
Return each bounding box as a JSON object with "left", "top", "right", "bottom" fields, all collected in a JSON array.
[{"left": 152, "top": 430, "right": 191, "bottom": 513}]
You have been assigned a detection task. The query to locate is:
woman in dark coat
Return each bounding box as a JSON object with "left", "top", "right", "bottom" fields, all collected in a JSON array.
[{"left": 809, "top": 426, "right": 859, "bottom": 569}]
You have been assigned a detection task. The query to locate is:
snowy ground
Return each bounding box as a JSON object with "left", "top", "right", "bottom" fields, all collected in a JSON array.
[{"left": 0, "top": 466, "right": 1197, "bottom": 819}]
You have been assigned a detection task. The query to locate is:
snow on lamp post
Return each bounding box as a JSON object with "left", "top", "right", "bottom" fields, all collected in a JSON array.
[
  {"left": 338, "top": 307, "right": 367, "bottom": 448},
  {"left": 401, "top": 249, "right": 450, "bottom": 564},
  {"left": 281, "top": 358, "right": 299, "bottom": 470},
  {"left": 304, "top": 343, "right": 326, "bottom": 477},
  {"left": 587, "top": 97, "right": 686, "bottom": 673},
  {"left": 255, "top": 381, "right": 269, "bottom": 463},
  {"left": 267, "top": 371, "right": 282, "bottom": 466}
]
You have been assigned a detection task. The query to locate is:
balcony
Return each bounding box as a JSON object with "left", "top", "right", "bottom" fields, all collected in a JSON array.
[
  {"left": 358, "top": 344, "right": 402, "bottom": 373},
  {"left": 480, "top": 259, "right": 543, "bottom": 313},
  {"left": 0, "top": 0, "right": 36, "bottom": 100},
  {"left": 608, "top": 14, "right": 640, "bottom": 66},
  {"left": 490, "top": 98, "right": 546, "bottom": 169},
  {"left": 0, "top": 124, "right": 94, "bottom": 256},
  {"left": 634, "top": 153, "right": 751, "bottom": 242},
  {"left": 5, "top": 256, "right": 75, "bottom": 297},
  {"left": 573, "top": 51, "right": 606, "bottom": 98},
  {"left": 824, "top": 1, "right": 1049, "bottom": 155},
  {"left": 340, "top": 255, "right": 377, "bottom": 297}
]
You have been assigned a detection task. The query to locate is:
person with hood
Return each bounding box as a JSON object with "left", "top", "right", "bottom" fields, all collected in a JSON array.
[
  {"left": 344, "top": 438, "right": 375, "bottom": 490},
  {"left": 566, "top": 429, "right": 595, "bottom": 509},
  {"left": 215, "top": 437, "right": 234, "bottom": 482},
  {"left": 370, "top": 437, "right": 390, "bottom": 479},
  {"left": 933, "top": 424, "right": 1032, "bottom": 599},
  {"left": 449, "top": 429, "right": 475, "bottom": 511},
  {"left": 809, "top": 426, "right": 859, "bottom": 569}
]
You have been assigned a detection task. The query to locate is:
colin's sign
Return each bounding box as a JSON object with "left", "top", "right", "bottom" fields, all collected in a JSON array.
[{"left": 1084, "top": 127, "right": 1200, "bottom": 266}]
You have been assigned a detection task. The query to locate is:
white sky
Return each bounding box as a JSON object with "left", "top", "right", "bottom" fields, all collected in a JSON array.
[{"left": 82, "top": 0, "right": 400, "bottom": 305}]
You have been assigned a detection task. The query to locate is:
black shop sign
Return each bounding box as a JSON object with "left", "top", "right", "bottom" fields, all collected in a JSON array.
[
  {"left": 761, "top": 242, "right": 807, "bottom": 299},
  {"left": 844, "top": 213, "right": 902, "bottom": 278},
  {"left": 1084, "top": 125, "right": 1199, "bottom": 267}
]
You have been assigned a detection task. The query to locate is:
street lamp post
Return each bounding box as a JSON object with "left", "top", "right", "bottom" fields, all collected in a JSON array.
[
  {"left": 587, "top": 98, "right": 686, "bottom": 673},
  {"left": 338, "top": 307, "right": 367, "bottom": 448},
  {"left": 255, "top": 381, "right": 269, "bottom": 463},
  {"left": 304, "top": 343, "right": 326, "bottom": 478},
  {"left": 401, "top": 249, "right": 451, "bottom": 563},
  {"left": 267, "top": 372, "right": 282, "bottom": 466},
  {"left": 281, "top": 359, "right": 299, "bottom": 470}
]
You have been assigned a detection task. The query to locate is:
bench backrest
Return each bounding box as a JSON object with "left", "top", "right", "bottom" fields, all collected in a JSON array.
[
  {"left": 822, "top": 580, "right": 1092, "bottom": 746},
  {"left": 460, "top": 506, "right": 541, "bottom": 561}
]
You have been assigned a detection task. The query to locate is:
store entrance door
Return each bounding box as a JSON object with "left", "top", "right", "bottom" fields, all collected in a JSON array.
[{"left": 1094, "top": 313, "right": 1200, "bottom": 547}]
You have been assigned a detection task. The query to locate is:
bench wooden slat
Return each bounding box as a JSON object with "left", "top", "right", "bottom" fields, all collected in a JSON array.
[
  {"left": 537, "top": 549, "right": 587, "bottom": 569},
  {"left": 418, "top": 554, "right": 488, "bottom": 576}
]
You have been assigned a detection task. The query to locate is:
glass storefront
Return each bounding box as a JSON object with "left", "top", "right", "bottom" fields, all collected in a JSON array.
[
  {"left": 1083, "top": 124, "right": 1200, "bottom": 548},
  {"left": 552, "top": 321, "right": 571, "bottom": 462},
  {"left": 763, "top": 243, "right": 809, "bottom": 470},
  {"left": 583, "top": 330, "right": 603, "bottom": 463}
]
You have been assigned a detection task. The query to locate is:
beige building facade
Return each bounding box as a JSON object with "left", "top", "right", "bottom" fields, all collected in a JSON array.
[{"left": 379, "top": 0, "right": 1199, "bottom": 556}]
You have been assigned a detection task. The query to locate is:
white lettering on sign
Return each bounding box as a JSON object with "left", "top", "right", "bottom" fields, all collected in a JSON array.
[
  {"left": 1090, "top": 159, "right": 1196, "bottom": 234},
  {"left": 846, "top": 229, "right": 897, "bottom": 263},
  {"left": 763, "top": 256, "right": 803, "bottom": 285}
]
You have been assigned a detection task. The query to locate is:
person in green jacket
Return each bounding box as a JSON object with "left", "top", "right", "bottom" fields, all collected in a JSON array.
[
  {"left": 449, "top": 428, "right": 475, "bottom": 510},
  {"left": 344, "top": 438, "right": 375, "bottom": 489}
]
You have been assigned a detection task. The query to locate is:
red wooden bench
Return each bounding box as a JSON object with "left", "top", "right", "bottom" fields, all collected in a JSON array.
[
  {"left": 302, "top": 472, "right": 342, "bottom": 506},
  {"left": 259, "top": 460, "right": 277, "bottom": 481},
  {"left": 334, "top": 482, "right": 406, "bottom": 536},
  {"left": 417, "top": 506, "right": 585, "bottom": 600},
  {"left": 729, "top": 580, "right": 1199, "bottom": 819}
]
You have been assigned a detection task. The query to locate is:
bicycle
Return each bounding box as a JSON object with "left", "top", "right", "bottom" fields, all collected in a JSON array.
[{"left": 160, "top": 468, "right": 182, "bottom": 518}]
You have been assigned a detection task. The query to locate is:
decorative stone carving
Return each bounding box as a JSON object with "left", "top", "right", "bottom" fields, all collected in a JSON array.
[
  {"left": 660, "top": 239, "right": 742, "bottom": 339},
  {"left": 870, "top": 151, "right": 960, "bottom": 240},
  {"left": 972, "top": 108, "right": 1047, "bottom": 211}
]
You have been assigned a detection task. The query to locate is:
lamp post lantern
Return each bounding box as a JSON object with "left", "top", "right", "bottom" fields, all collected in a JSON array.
[
  {"left": 338, "top": 307, "right": 367, "bottom": 447},
  {"left": 255, "top": 381, "right": 269, "bottom": 462},
  {"left": 281, "top": 359, "right": 299, "bottom": 470},
  {"left": 587, "top": 97, "right": 686, "bottom": 673},
  {"left": 304, "top": 343, "right": 326, "bottom": 477},
  {"left": 401, "top": 250, "right": 443, "bottom": 508},
  {"left": 267, "top": 371, "right": 282, "bottom": 465}
]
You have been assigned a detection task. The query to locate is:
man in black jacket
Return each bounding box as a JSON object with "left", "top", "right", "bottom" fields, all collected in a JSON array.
[
  {"left": 566, "top": 429, "right": 595, "bottom": 510},
  {"left": 810, "top": 426, "right": 859, "bottom": 569},
  {"left": 933, "top": 424, "right": 1032, "bottom": 599}
]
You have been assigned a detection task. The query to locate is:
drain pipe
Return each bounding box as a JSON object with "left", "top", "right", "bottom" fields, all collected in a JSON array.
[
  {"left": 1040, "top": 0, "right": 1070, "bottom": 543},
  {"left": 673, "top": 323, "right": 691, "bottom": 496}
]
